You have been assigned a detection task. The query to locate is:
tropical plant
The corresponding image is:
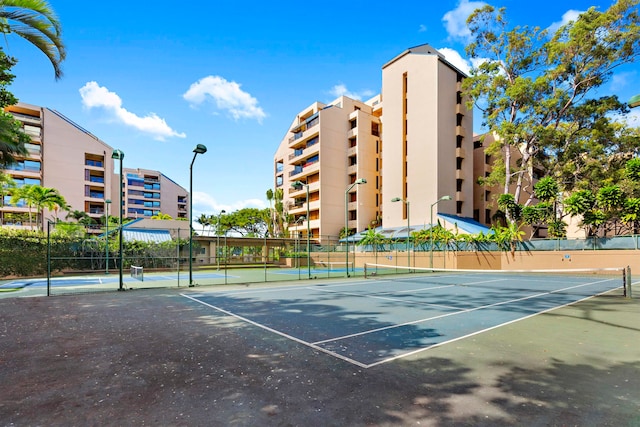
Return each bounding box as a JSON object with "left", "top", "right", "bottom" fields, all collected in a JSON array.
[
  {"left": 11, "top": 184, "right": 66, "bottom": 229},
  {"left": 66, "top": 209, "right": 94, "bottom": 226},
  {"left": 490, "top": 222, "right": 525, "bottom": 255},
  {"left": 357, "top": 227, "right": 388, "bottom": 264},
  {"left": 0, "top": 0, "right": 66, "bottom": 79},
  {"left": 151, "top": 212, "right": 173, "bottom": 220}
]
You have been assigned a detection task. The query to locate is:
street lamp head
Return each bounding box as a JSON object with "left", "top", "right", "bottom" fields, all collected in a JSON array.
[
  {"left": 291, "top": 180, "right": 305, "bottom": 189},
  {"left": 220, "top": 209, "right": 226, "bottom": 214},
  {"left": 105, "top": 199, "right": 111, "bottom": 204},
  {"left": 440, "top": 195, "right": 453, "bottom": 201},
  {"left": 355, "top": 178, "right": 367, "bottom": 185},
  {"left": 193, "top": 144, "right": 207, "bottom": 154},
  {"left": 111, "top": 149, "right": 124, "bottom": 160}
]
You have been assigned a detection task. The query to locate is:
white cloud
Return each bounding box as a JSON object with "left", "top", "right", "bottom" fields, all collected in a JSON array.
[
  {"left": 442, "top": 0, "right": 487, "bottom": 41},
  {"left": 418, "top": 24, "right": 427, "bottom": 33},
  {"left": 437, "top": 47, "right": 472, "bottom": 75},
  {"left": 79, "top": 81, "right": 186, "bottom": 141},
  {"left": 329, "top": 84, "right": 375, "bottom": 101},
  {"left": 547, "top": 9, "right": 584, "bottom": 35},
  {"left": 183, "top": 76, "right": 267, "bottom": 123}
]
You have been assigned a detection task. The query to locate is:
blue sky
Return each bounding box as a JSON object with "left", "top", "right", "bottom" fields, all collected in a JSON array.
[{"left": 6, "top": 0, "right": 639, "bottom": 220}]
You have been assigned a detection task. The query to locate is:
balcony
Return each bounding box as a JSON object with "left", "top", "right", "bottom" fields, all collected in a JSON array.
[
  {"left": 456, "top": 125, "right": 466, "bottom": 137},
  {"left": 455, "top": 147, "right": 466, "bottom": 158},
  {"left": 289, "top": 118, "right": 320, "bottom": 145},
  {"left": 456, "top": 169, "right": 465, "bottom": 179},
  {"left": 12, "top": 112, "right": 41, "bottom": 125}
]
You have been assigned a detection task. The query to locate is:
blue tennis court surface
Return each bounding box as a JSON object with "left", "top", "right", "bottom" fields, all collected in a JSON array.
[{"left": 183, "top": 271, "right": 625, "bottom": 368}]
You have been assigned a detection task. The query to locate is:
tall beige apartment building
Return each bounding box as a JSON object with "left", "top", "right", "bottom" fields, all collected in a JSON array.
[
  {"left": 274, "top": 44, "right": 473, "bottom": 241},
  {"left": 274, "top": 96, "right": 382, "bottom": 240},
  {"left": 1, "top": 102, "right": 188, "bottom": 229},
  {"left": 382, "top": 45, "right": 473, "bottom": 229}
]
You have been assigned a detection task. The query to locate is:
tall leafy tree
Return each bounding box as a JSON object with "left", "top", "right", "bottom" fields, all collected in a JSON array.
[
  {"left": 0, "top": 0, "right": 66, "bottom": 79},
  {"left": 464, "top": 1, "right": 640, "bottom": 221},
  {"left": 0, "top": 49, "right": 29, "bottom": 167}
]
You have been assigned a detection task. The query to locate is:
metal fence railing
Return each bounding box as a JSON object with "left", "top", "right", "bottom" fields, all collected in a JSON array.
[{"left": 2, "top": 227, "right": 639, "bottom": 297}]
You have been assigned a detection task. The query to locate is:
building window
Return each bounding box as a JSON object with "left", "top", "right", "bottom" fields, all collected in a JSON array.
[
  {"left": 485, "top": 209, "right": 491, "bottom": 224},
  {"left": 457, "top": 201, "right": 463, "bottom": 214},
  {"left": 371, "top": 122, "right": 380, "bottom": 137},
  {"left": 473, "top": 209, "right": 480, "bottom": 221},
  {"left": 456, "top": 179, "right": 463, "bottom": 192},
  {"left": 350, "top": 118, "right": 357, "bottom": 129},
  {"left": 456, "top": 157, "right": 463, "bottom": 169},
  {"left": 485, "top": 190, "right": 490, "bottom": 202}
]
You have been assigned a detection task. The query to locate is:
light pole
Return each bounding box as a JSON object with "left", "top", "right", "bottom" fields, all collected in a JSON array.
[
  {"left": 430, "top": 195, "right": 452, "bottom": 268},
  {"left": 345, "top": 178, "right": 367, "bottom": 277},
  {"left": 216, "top": 209, "right": 226, "bottom": 270},
  {"left": 189, "top": 144, "right": 207, "bottom": 287},
  {"left": 391, "top": 197, "right": 410, "bottom": 269},
  {"left": 104, "top": 199, "right": 111, "bottom": 274},
  {"left": 111, "top": 149, "right": 124, "bottom": 291},
  {"left": 294, "top": 215, "right": 305, "bottom": 273},
  {"left": 292, "top": 181, "right": 311, "bottom": 279}
]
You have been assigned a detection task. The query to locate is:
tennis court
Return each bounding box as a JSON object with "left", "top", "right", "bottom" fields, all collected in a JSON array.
[
  {"left": 183, "top": 264, "right": 630, "bottom": 368},
  {"left": 0, "top": 265, "right": 363, "bottom": 297}
]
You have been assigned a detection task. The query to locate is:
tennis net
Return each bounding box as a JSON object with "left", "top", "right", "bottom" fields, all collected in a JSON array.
[
  {"left": 130, "top": 265, "right": 144, "bottom": 282},
  {"left": 315, "top": 261, "right": 354, "bottom": 271},
  {"left": 363, "top": 263, "right": 631, "bottom": 297}
]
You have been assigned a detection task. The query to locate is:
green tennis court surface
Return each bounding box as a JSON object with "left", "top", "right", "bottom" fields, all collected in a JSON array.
[{"left": 183, "top": 265, "right": 630, "bottom": 367}]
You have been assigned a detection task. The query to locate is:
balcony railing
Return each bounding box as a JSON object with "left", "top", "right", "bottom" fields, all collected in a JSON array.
[{"left": 85, "top": 160, "right": 103, "bottom": 167}]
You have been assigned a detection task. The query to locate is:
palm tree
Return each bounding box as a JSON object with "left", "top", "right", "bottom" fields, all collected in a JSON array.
[
  {"left": 195, "top": 213, "right": 210, "bottom": 235},
  {"left": 0, "top": 0, "right": 66, "bottom": 79},
  {"left": 66, "top": 209, "right": 94, "bottom": 226},
  {"left": 10, "top": 184, "right": 65, "bottom": 229},
  {"left": 357, "top": 227, "right": 388, "bottom": 265}
]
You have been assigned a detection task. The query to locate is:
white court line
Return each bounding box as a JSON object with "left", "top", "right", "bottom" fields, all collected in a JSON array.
[
  {"left": 183, "top": 277, "right": 620, "bottom": 368},
  {"left": 181, "top": 293, "right": 369, "bottom": 369},
  {"left": 309, "top": 285, "right": 462, "bottom": 311},
  {"left": 312, "top": 277, "right": 618, "bottom": 346},
  {"left": 366, "top": 282, "right": 621, "bottom": 368}
]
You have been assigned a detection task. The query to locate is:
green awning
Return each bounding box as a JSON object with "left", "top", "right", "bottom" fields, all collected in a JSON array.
[{"left": 630, "top": 94, "right": 640, "bottom": 108}]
